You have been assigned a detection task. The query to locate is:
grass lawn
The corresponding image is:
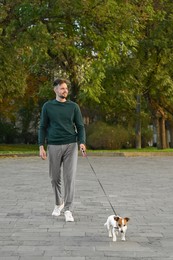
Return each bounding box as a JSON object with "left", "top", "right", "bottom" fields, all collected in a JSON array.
[
  {"left": 0, "top": 144, "right": 39, "bottom": 155},
  {"left": 0, "top": 144, "right": 173, "bottom": 155}
]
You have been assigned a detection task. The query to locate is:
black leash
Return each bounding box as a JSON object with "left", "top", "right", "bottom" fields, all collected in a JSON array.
[{"left": 81, "top": 149, "right": 117, "bottom": 216}]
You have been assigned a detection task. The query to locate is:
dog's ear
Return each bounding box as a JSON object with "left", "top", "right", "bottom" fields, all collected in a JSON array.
[
  {"left": 125, "top": 217, "right": 130, "bottom": 222},
  {"left": 114, "top": 216, "right": 119, "bottom": 222}
]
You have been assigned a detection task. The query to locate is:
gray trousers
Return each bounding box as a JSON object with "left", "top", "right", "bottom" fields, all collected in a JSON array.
[{"left": 48, "top": 143, "right": 78, "bottom": 212}]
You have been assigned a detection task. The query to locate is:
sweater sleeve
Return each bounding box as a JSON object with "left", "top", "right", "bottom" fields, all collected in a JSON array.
[
  {"left": 38, "top": 103, "right": 49, "bottom": 146},
  {"left": 74, "top": 104, "right": 86, "bottom": 144}
]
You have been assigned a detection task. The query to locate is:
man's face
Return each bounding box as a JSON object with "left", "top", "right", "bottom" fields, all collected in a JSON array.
[{"left": 54, "top": 83, "right": 69, "bottom": 99}]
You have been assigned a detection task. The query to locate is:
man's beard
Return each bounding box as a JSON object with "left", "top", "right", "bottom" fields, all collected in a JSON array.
[{"left": 58, "top": 93, "right": 67, "bottom": 99}]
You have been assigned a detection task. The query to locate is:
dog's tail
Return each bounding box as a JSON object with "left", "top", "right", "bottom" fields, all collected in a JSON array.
[{"left": 104, "top": 220, "right": 108, "bottom": 228}]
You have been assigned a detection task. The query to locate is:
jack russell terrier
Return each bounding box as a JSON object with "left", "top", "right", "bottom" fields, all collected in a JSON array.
[{"left": 104, "top": 215, "right": 130, "bottom": 242}]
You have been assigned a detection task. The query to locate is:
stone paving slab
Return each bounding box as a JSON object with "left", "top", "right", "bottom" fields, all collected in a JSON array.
[{"left": 0, "top": 156, "right": 173, "bottom": 259}]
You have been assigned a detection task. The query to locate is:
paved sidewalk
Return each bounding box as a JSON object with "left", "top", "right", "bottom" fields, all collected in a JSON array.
[{"left": 0, "top": 156, "right": 173, "bottom": 260}]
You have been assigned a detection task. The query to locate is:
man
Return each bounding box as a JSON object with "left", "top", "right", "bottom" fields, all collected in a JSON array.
[{"left": 38, "top": 78, "right": 86, "bottom": 222}]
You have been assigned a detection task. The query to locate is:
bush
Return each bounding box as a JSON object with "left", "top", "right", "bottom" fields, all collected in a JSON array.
[
  {"left": 86, "top": 121, "right": 134, "bottom": 149},
  {"left": 0, "top": 121, "right": 19, "bottom": 144},
  {"left": 141, "top": 127, "right": 153, "bottom": 147}
]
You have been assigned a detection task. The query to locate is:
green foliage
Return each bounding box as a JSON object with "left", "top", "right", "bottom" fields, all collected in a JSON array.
[
  {"left": 141, "top": 126, "right": 153, "bottom": 148},
  {"left": 0, "top": 121, "right": 19, "bottom": 144},
  {"left": 86, "top": 121, "right": 135, "bottom": 149},
  {"left": 0, "top": 42, "right": 27, "bottom": 101},
  {"left": 1, "top": 0, "right": 173, "bottom": 147},
  {"left": 86, "top": 121, "right": 153, "bottom": 149}
]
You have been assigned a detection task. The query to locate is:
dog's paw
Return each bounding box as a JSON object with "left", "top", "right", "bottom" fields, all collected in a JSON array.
[{"left": 121, "top": 237, "right": 126, "bottom": 241}]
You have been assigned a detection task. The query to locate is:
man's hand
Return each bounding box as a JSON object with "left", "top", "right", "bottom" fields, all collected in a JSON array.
[
  {"left": 39, "top": 145, "right": 47, "bottom": 160},
  {"left": 80, "top": 144, "right": 86, "bottom": 156}
]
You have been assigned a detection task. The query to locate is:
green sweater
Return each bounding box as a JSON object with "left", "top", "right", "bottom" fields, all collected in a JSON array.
[{"left": 38, "top": 99, "right": 86, "bottom": 146}]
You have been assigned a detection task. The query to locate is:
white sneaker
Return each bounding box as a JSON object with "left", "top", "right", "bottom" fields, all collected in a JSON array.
[
  {"left": 64, "top": 210, "right": 74, "bottom": 222},
  {"left": 52, "top": 203, "right": 64, "bottom": 217}
]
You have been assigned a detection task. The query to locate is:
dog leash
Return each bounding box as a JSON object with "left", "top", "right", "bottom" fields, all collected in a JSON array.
[{"left": 81, "top": 149, "right": 117, "bottom": 216}]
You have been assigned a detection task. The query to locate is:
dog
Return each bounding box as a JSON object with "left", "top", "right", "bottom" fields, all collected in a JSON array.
[{"left": 104, "top": 215, "right": 130, "bottom": 242}]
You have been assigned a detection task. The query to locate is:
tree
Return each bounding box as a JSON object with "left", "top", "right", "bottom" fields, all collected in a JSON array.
[
  {"left": 0, "top": 1, "right": 28, "bottom": 101},
  {"left": 0, "top": 0, "right": 143, "bottom": 143},
  {"left": 85, "top": 0, "right": 173, "bottom": 149},
  {"left": 1, "top": 0, "right": 173, "bottom": 148},
  {"left": 136, "top": 0, "right": 173, "bottom": 148}
]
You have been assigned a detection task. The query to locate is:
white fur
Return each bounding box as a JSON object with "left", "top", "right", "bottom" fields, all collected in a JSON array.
[{"left": 104, "top": 215, "right": 129, "bottom": 242}]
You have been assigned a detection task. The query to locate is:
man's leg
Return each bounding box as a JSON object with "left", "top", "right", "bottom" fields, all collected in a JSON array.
[
  {"left": 48, "top": 145, "right": 63, "bottom": 206},
  {"left": 62, "top": 143, "right": 78, "bottom": 212}
]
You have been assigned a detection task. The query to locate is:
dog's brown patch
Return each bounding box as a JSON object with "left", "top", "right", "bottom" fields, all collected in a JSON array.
[
  {"left": 124, "top": 217, "right": 130, "bottom": 223},
  {"left": 114, "top": 216, "right": 119, "bottom": 222},
  {"left": 116, "top": 217, "right": 130, "bottom": 226}
]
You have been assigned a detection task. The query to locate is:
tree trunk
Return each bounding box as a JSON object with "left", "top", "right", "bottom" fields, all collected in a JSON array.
[
  {"left": 135, "top": 94, "right": 141, "bottom": 149},
  {"left": 160, "top": 117, "right": 167, "bottom": 149},
  {"left": 169, "top": 121, "right": 173, "bottom": 148},
  {"left": 69, "top": 77, "right": 80, "bottom": 102},
  {"left": 156, "top": 117, "right": 161, "bottom": 149},
  {"left": 157, "top": 116, "right": 167, "bottom": 149}
]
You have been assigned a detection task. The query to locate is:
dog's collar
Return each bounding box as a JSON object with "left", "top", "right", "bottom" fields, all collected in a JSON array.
[{"left": 114, "top": 226, "right": 119, "bottom": 230}]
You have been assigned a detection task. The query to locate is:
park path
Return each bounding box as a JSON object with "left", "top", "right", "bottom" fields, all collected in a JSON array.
[{"left": 0, "top": 155, "right": 173, "bottom": 260}]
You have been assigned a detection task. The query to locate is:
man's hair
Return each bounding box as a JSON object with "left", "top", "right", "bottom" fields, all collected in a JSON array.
[{"left": 53, "top": 78, "right": 68, "bottom": 87}]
